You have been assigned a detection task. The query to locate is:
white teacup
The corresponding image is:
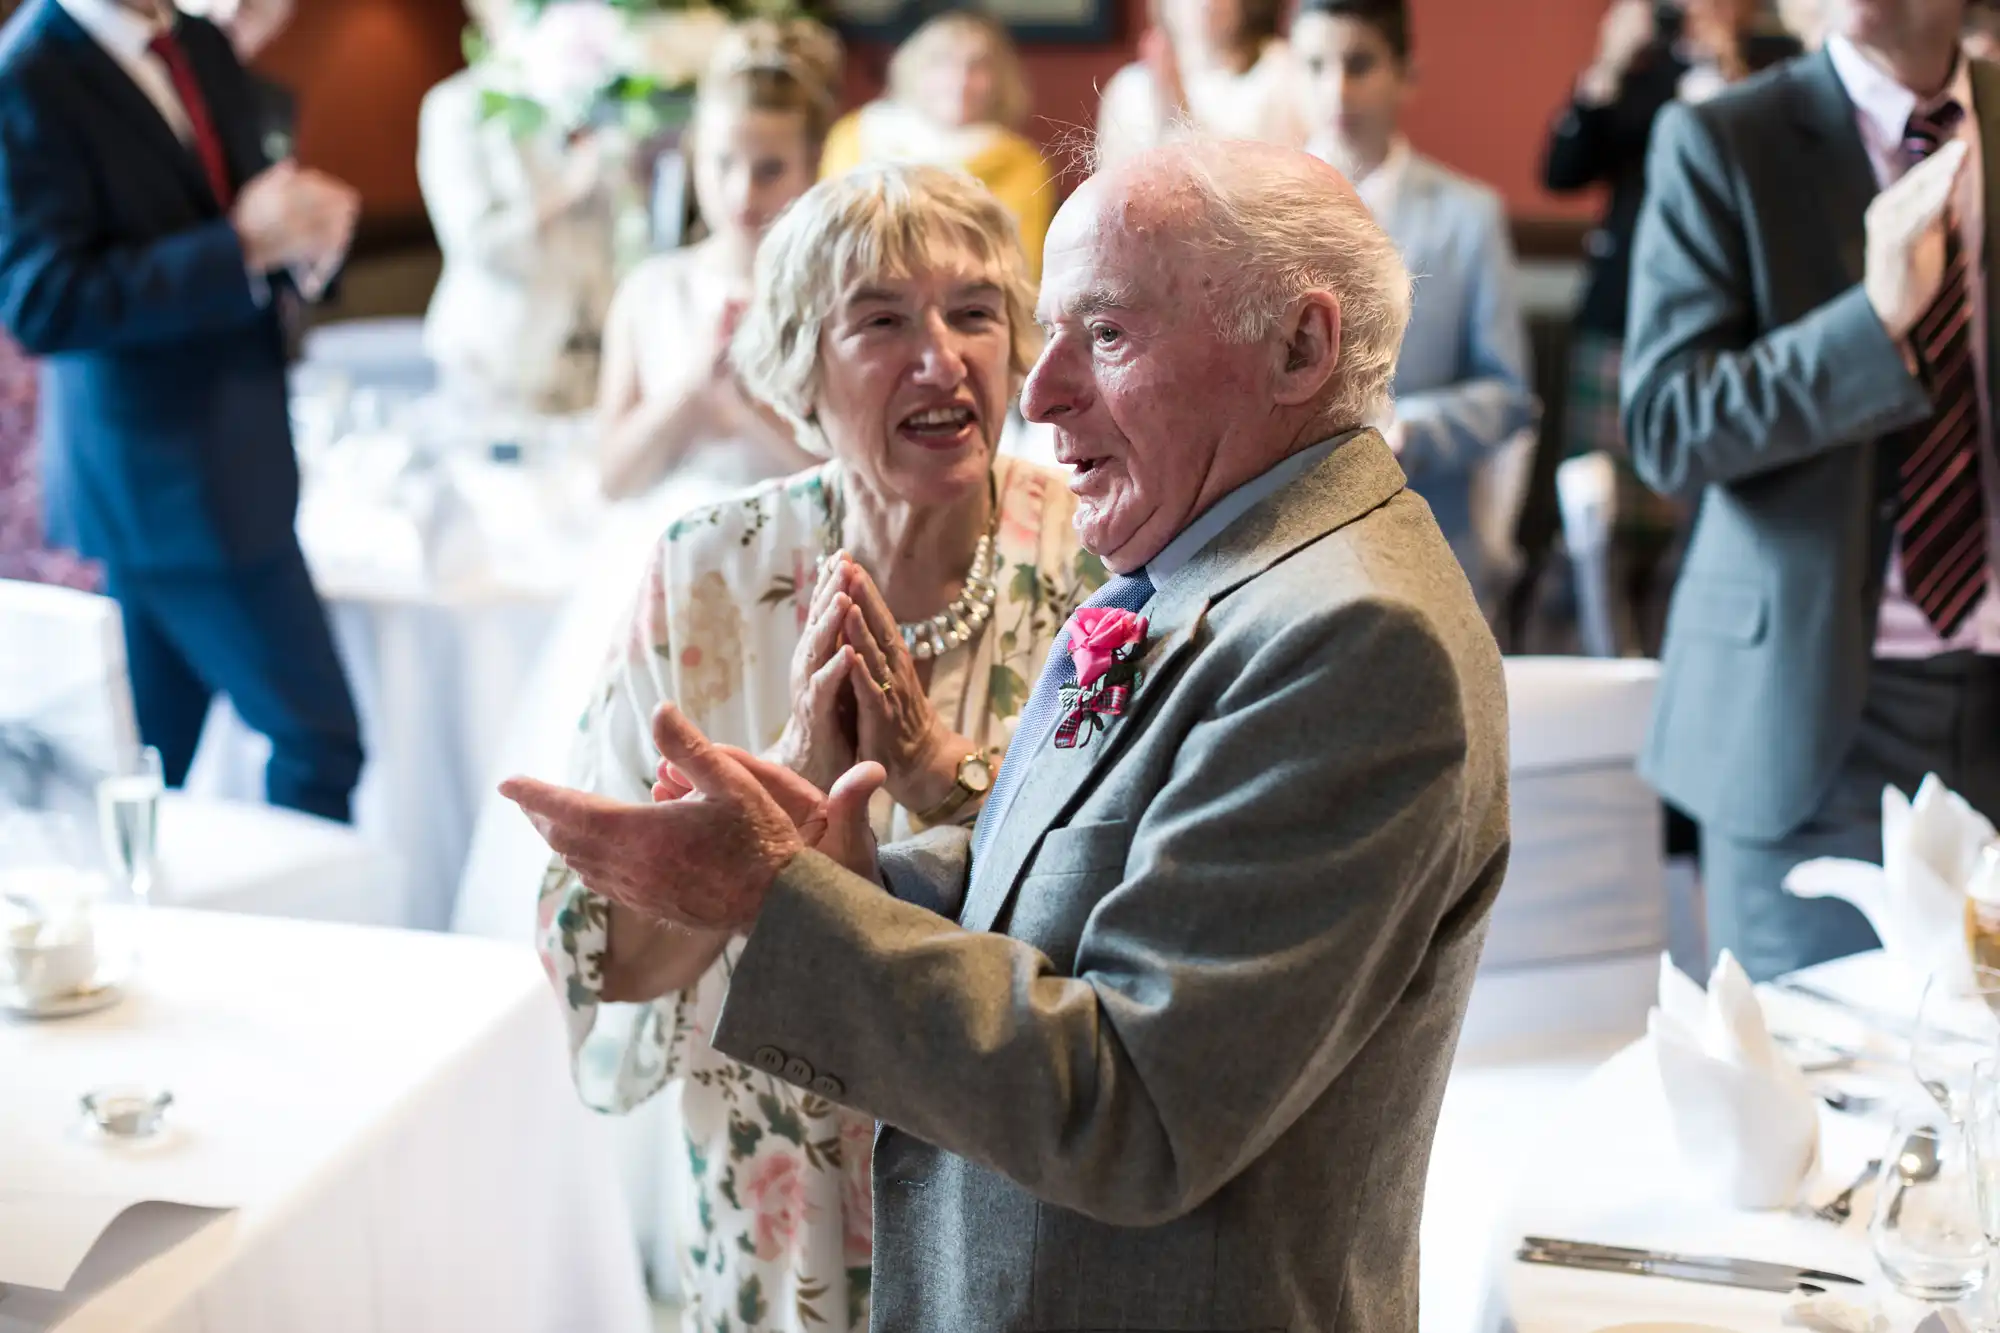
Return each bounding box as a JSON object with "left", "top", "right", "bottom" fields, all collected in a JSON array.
[{"left": 7, "top": 921, "right": 97, "bottom": 1001}]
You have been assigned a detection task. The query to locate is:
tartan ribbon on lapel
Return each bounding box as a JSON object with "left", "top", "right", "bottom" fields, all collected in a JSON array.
[
  {"left": 1052, "top": 681, "right": 1134, "bottom": 749},
  {"left": 1051, "top": 642, "right": 1142, "bottom": 750}
]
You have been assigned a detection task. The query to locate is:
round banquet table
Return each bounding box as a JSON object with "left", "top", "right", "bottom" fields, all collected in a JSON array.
[
  {"left": 0, "top": 906, "right": 649, "bottom": 1333},
  {"left": 1485, "top": 950, "right": 1968, "bottom": 1333}
]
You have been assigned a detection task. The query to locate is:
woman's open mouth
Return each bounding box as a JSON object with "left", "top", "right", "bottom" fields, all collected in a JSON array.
[{"left": 897, "top": 404, "right": 980, "bottom": 451}]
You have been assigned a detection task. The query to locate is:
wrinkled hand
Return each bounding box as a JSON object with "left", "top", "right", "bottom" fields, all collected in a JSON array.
[
  {"left": 1866, "top": 137, "right": 1969, "bottom": 343},
  {"left": 771, "top": 555, "right": 862, "bottom": 791},
  {"left": 654, "top": 724, "right": 885, "bottom": 882},
  {"left": 232, "top": 161, "right": 361, "bottom": 274},
  {"left": 503, "top": 704, "right": 825, "bottom": 931},
  {"left": 1595, "top": 0, "right": 1655, "bottom": 77},
  {"left": 825, "top": 553, "right": 957, "bottom": 808}
]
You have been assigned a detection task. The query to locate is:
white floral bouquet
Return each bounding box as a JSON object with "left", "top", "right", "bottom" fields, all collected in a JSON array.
[{"left": 472, "top": 0, "right": 791, "bottom": 137}]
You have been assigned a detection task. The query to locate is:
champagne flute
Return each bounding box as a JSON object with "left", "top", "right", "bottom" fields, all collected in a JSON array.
[
  {"left": 1965, "top": 1062, "right": 2000, "bottom": 1327},
  {"left": 1873, "top": 1106, "right": 1990, "bottom": 1302},
  {"left": 1914, "top": 967, "right": 2000, "bottom": 1122},
  {"left": 96, "top": 745, "right": 162, "bottom": 914}
]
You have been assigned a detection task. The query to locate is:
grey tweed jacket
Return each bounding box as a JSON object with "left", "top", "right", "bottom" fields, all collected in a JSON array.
[{"left": 711, "top": 430, "right": 1511, "bottom": 1332}]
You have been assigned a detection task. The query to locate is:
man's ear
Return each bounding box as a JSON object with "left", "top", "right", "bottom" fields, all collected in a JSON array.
[{"left": 1270, "top": 291, "right": 1341, "bottom": 407}]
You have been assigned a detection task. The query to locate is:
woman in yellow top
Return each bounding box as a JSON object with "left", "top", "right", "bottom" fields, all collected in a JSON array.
[{"left": 819, "top": 12, "right": 1055, "bottom": 277}]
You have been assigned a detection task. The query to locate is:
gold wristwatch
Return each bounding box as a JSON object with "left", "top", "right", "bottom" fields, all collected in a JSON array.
[{"left": 916, "top": 753, "right": 993, "bottom": 825}]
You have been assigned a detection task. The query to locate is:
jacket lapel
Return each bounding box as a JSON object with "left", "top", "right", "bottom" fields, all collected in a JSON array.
[
  {"left": 958, "top": 429, "right": 1410, "bottom": 936},
  {"left": 1791, "top": 48, "right": 1881, "bottom": 286},
  {"left": 42, "top": 1, "right": 218, "bottom": 215},
  {"left": 1971, "top": 58, "right": 2000, "bottom": 418}
]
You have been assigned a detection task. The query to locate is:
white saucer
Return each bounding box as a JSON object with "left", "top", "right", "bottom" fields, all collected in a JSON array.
[{"left": 0, "top": 967, "right": 125, "bottom": 1020}]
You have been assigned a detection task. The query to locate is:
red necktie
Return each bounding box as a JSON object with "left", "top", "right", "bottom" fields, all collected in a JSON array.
[
  {"left": 146, "top": 28, "right": 235, "bottom": 210},
  {"left": 1895, "top": 99, "right": 1988, "bottom": 637}
]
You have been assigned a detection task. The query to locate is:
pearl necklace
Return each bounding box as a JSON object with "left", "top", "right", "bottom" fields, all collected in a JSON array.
[{"left": 826, "top": 480, "right": 1001, "bottom": 662}]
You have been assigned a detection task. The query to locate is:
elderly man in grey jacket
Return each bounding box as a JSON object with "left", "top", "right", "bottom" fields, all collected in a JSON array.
[{"left": 506, "top": 139, "right": 1510, "bottom": 1332}]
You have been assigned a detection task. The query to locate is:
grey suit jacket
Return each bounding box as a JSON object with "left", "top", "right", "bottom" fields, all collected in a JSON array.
[
  {"left": 1382, "top": 152, "right": 1537, "bottom": 586},
  {"left": 1620, "top": 50, "right": 1997, "bottom": 840},
  {"left": 710, "top": 431, "right": 1511, "bottom": 1332}
]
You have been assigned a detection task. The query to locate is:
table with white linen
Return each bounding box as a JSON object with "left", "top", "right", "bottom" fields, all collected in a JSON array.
[
  {"left": 184, "top": 401, "right": 613, "bottom": 928},
  {"left": 1484, "top": 950, "right": 1958, "bottom": 1332},
  {"left": 0, "top": 906, "right": 649, "bottom": 1333}
]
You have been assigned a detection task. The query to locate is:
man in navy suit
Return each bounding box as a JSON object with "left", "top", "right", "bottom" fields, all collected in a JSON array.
[{"left": 0, "top": 0, "right": 365, "bottom": 820}]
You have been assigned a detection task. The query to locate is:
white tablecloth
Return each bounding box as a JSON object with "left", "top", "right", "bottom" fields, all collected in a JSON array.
[
  {"left": 1487, "top": 950, "right": 1955, "bottom": 1332},
  {"left": 0, "top": 907, "right": 649, "bottom": 1333}
]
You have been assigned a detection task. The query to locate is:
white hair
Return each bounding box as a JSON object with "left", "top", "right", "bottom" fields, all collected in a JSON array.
[
  {"left": 1163, "top": 139, "right": 1413, "bottom": 431},
  {"left": 731, "top": 163, "right": 1041, "bottom": 454}
]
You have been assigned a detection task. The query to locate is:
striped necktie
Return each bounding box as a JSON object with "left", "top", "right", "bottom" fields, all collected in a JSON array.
[
  {"left": 970, "top": 570, "right": 1155, "bottom": 870},
  {"left": 1894, "top": 98, "right": 1987, "bottom": 637}
]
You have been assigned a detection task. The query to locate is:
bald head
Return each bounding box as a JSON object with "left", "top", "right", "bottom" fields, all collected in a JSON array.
[{"left": 1022, "top": 137, "right": 1410, "bottom": 571}]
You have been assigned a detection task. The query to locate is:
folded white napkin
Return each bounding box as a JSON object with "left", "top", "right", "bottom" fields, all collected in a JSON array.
[
  {"left": 1650, "top": 950, "right": 1820, "bottom": 1209},
  {"left": 1786, "top": 775, "right": 1997, "bottom": 986}
]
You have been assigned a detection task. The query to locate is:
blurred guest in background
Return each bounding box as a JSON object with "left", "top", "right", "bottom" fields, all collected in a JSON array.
[
  {"left": 1294, "top": 0, "right": 1532, "bottom": 597},
  {"left": 0, "top": 332, "right": 96, "bottom": 589},
  {"left": 1095, "top": 0, "right": 1303, "bottom": 167},
  {"left": 1966, "top": 0, "right": 2000, "bottom": 58},
  {"left": 596, "top": 19, "right": 833, "bottom": 507},
  {"left": 1543, "top": 0, "right": 1799, "bottom": 652},
  {"left": 539, "top": 163, "right": 1100, "bottom": 1333},
  {"left": 820, "top": 12, "right": 1055, "bottom": 277},
  {"left": 418, "top": 0, "right": 621, "bottom": 414},
  {"left": 0, "top": 0, "right": 364, "bottom": 819},
  {"left": 1623, "top": 0, "right": 1998, "bottom": 980}
]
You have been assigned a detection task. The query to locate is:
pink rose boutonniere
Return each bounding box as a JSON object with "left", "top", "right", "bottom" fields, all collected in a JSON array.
[{"left": 1056, "top": 608, "right": 1149, "bottom": 749}]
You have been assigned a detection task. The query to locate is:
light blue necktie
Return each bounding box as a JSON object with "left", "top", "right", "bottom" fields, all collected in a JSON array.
[{"left": 970, "top": 570, "right": 1156, "bottom": 869}]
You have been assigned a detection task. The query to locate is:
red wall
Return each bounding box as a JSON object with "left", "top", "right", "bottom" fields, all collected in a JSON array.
[{"left": 265, "top": 0, "right": 1606, "bottom": 228}]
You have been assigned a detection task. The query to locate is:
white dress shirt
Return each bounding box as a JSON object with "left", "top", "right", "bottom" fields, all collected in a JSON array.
[
  {"left": 1349, "top": 135, "right": 1412, "bottom": 219},
  {"left": 55, "top": 0, "right": 191, "bottom": 144},
  {"left": 1826, "top": 34, "right": 2000, "bottom": 657},
  {"left": 1146, "top": 435, "right": 1341, "bottom": 587}
]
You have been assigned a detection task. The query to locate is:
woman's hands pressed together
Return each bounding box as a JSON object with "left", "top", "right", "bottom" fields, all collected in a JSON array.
[
  {"left": 772, "top": 555, "right": 864, "bottom": 792},
  {"left": 769, "top": 550, "right": 983, "bottom": 822}
]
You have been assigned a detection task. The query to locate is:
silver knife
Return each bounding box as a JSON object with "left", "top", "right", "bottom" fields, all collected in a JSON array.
[
  {"left": 1522, "top": 1237, "right": 1863, "bottom": 1287},
  {"left": 1768, "top": 979, "right": 1921, "bottom": 1039},
  {"left": 1518, "top": 1245, "right": 1827, "bottom": 1294}
]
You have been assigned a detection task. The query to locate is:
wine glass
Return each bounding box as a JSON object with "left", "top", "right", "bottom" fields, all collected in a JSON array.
[
  {"left": 1913, "top": 967, "right": 2000, "bottom": 1122},
  {"left": 1964, "top": 1061, "right": 2000, "bottom": 1328},
  {"left": 1872, "top": 1105, "right": 1991, "bottom": 1302},
  {"left": 96, "top": 745, "right": 162, "bottom": 912}
]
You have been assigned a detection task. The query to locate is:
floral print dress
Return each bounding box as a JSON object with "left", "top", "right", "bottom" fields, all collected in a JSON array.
[{"left": 538, "top": 454, "right": 1103, "bottom": 1333}]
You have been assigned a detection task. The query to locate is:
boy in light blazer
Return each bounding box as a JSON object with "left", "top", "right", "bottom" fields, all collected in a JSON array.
[{"left": 1294, "top": 0, "right": 1536, "bottom": 595}]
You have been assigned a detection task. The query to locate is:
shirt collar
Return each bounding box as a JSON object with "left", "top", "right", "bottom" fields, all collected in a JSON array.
[
  {"left": 1353, "top": 136, "right": 1412, "bottom": 217},
  {"left": 1827, "top": 33, "right": 1972, "bottom": 148},
  {"left": 57, "top": 0, "right": 169, "bottom": 62},
  {"left": 1144, "top": 435, "right": 1342, "bottom": 588}
]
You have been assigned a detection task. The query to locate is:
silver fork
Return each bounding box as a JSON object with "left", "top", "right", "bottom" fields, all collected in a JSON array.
[{"left": 1808, "top": 1158, "right": 1882, "bottom": 1224}]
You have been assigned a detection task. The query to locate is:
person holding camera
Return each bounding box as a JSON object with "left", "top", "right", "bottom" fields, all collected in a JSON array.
[{"left": 1541, "top": 0, "right": 1800, "bottom": 656}]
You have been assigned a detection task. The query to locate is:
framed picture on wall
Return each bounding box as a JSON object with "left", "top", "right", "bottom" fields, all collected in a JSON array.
[{"left": 829, "top": 0, "right": 1118, "bottom": 46}]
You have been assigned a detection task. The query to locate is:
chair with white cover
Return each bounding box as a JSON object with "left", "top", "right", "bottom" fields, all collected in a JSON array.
[
  {"left": 1555, "top": 451, "right": 1621, "bottom": 658},
  {"left": 1420, "top": 655, "right": 1666, "bottom": 1333},
  {"left": 0, "top": 579, "right": 407, "bottom": 926}
]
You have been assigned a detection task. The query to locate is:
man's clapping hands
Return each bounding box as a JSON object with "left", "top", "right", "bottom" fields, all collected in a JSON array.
[{"left": 503, "top": 704, "right": 886, "bottom": 937}]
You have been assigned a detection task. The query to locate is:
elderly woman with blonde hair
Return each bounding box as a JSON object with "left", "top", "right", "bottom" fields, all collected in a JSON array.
[
  {"left": 819, "top": 12, "right": 1056, "bottom": 276},
  {"left": 537, "top": 163, "right": 1102, "bottom": 1331}
]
